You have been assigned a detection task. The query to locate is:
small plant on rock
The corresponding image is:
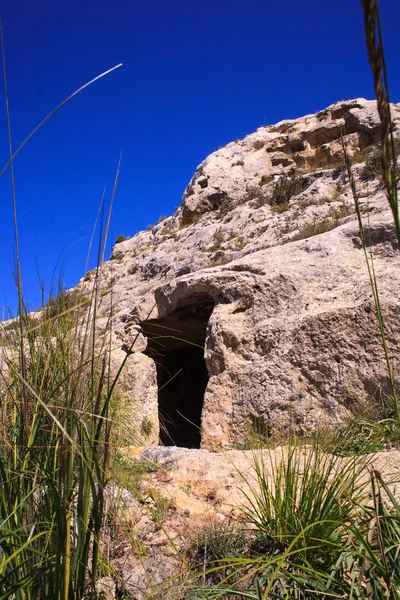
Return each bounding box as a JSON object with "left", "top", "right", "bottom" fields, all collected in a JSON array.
[
  {"left": 360, "top": 147, "right": 383, "bottom": 181},
  {"left": 213, "top": 230, "right": 225, "bottom": 245},
  {"left": 270, "top": 169, "right": 310, "bottom": 207},
  {"left": 115, "top": 234, "right": 128, "bottom": 244}
]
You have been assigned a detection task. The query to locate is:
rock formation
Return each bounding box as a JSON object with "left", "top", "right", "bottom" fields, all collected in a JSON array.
[{"left": 78, "top": 98, "right": 400, "bottom": 450}]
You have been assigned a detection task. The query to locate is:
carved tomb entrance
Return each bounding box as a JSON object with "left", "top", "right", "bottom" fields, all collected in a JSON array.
[{"left": 141, "top": 294, "right": 214, "bottom": 448}]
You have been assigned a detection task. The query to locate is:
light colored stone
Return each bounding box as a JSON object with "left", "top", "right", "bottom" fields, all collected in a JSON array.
[{"left": 72, "top": 98, "right": 400, "bottom": 450}]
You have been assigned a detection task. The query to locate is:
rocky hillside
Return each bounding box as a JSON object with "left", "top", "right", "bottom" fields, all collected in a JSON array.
[{"left": 78, "top": 98, "right": 400, "bottom": 451}]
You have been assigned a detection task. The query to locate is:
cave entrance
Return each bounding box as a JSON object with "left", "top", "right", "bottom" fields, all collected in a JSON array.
[{"left": 141, "top": 295, "right": 214, "bottom": 448}]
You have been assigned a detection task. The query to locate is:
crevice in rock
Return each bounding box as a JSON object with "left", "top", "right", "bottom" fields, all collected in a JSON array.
[
  {"left": 291, "top": 141, "right": 305, "bottom": 153},
  {"left": 141, "top": 294, "right": 215, "bottom": 448}
]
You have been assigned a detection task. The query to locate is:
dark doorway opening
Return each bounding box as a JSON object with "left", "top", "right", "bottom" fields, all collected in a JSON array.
[{"left": 141, "top": 295, "right": 214, "bottom": 448}]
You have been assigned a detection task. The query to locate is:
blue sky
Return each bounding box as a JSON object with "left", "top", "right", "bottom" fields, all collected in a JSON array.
[{"left": 0, "top": 0, "right": 399, "bottom": 314}]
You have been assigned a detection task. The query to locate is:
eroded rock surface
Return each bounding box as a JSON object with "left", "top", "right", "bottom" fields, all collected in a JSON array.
[{"left": 75, "top": 98, "right": 400, "bottom": 450}]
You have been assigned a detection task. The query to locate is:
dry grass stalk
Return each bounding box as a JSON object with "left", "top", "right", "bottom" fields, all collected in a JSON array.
[{"left": 361, "top": 0, "right": 400, "bottom": 245}]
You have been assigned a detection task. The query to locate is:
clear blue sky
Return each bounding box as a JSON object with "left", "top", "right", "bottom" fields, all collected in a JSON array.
[{"left": 0, "top": 0, "right": 399, "bottom": 314}]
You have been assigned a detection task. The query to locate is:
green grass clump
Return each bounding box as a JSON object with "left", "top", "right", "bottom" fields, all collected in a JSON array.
[
  {"left": 326, "top": 393, "right": 400, "bottom": 456},
  {"left": 191, "top": 445, "right": 400, "bottom": 600},
  {"left": 249, "top": 171, "right": 310, "bottom": 212},
  {"left": 113, "top": 454, "right": 159, "bottom": 490},
  {"left": 242, "top": 446, "right": 367, "bottom": 565},
  {"left": 329, "top": 415, "right": 399, "bottom": 455},
  {"left": 186, "top": 520, "right": 249, "bottom": 587},
  {"left": 0, "top": 276, "right": 135, "bottom": 598}
]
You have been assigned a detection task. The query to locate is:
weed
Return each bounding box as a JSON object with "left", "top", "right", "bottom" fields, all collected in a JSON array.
[
  {"left": 217, "top": 197, "right": 235, "bottom": 217},
  {"left": 361, "top": 146, "right": 384, "bottom": 181},
  {"left": 192, "top": 445, "right": 380, "bottom": 599},
  {"left": 0, "top": 51, "right": 127, "bottom": 597},
  {"left": 207, "top": 255, "right": 231, "bottom": 267},
  {"left": 297, "top": 195, "right": 325, "bottom": 209},
  {"left": 114, "top": 454, "right": 159, "bottom": 480},
  {"left": 250, "top": 192, "right": 270, "bottom": 209},
  {"left": 234, "top": 414, "right": 271, "bottom": 450},
  {"left": 179, "top": 212, "right": 202, "bottom": 228},
  {"left": 243, "top": 447, "right": 368, "bottom": 561},
  {"left": 217, "top": 191, "right": 259, "bottom": 218},
  {"left": 333, "top": 163, "right": 346, "bottom": 177},
  {"left": 329, "top": 416, "right": 399, "bottom": 455},
  {"left": 143, "top": 488, "right": 173, "bottom": 524},
  {"left": 0, "top": 281, "right": 130, "bottom": 597},
  {"left": 43, "top": 285, "right": 88, "bottom": 321}
]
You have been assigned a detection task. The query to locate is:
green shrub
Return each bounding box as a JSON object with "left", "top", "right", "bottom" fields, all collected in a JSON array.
[
  {"left": 115, "top": 234, "right": 128, "bottom": 244},
  {"left": 193, "top": 446, "right": 378, "bottom": 599},
  {"left": 270, "top": 170, "right": 310, "bottom": 207},
  {"left": 360, "top": 148, "right": 382, "bottom": 181},
  {"left": 217, "top": 198, "right": 234, "bottom": 217},
  {"left": 200, "top": 244, "right": 221, "bottom": 253},
  {"left": 360, "top": 139, "right": 400, "bottom": 182},
  {"left": 332, "top": 163, "right": 346, "bottom": 177}
]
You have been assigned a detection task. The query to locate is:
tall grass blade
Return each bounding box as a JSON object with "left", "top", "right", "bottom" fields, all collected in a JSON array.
[
  {"left": 0, "top": 17, "right": 29, "bottom": 438},
  {"left": 0, "top": 63, "right": 122, "bottom": 178},
  {"left": 342, "top": 138, "right": 398, "bottom": 419},
  {"left": 360, "top": 0, "right": 399, "bottom": 245}
]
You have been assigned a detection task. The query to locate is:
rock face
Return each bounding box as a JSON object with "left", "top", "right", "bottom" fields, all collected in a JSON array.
[{"left": 79, "top": 98, "right": 400, "bottom": 450}]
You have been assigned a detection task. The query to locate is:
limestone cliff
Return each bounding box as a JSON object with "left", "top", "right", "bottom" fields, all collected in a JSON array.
[{"left": 78, "top": 98, "right": 400, "bottom": 450}]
